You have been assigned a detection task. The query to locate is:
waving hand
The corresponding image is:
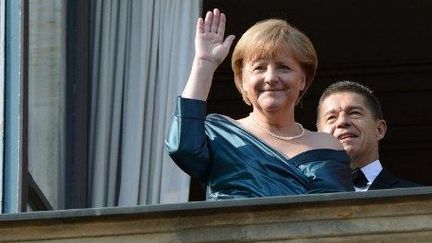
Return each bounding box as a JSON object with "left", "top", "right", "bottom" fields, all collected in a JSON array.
[
  {"left": 182, "top": 9, "right": 235, "bottom": 100},
  {"left": 195, "top": 9, "right": 236, "bottom": 66}
]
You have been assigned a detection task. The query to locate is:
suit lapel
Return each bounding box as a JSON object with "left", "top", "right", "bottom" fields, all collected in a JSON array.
[{"left": 369, "top": 168, "right": 399, "bottom": 190}]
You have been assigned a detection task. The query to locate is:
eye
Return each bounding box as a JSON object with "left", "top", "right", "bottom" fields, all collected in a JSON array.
[
  {"left": 251, "top": 64, "right": 266, "bottom": 72},
  {"left": 325, "top": 115, "right": 337, "bottom": 124},
  {"left": 278, "top": 65, "right": 292, "bottom": 72},
  {"left": 350, "top": 110, "right": 362, "bottom": 117}
]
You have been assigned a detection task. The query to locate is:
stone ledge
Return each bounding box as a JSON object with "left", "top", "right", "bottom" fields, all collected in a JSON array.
[{"left": 1, "top": 187, "right": 432, "bottom": 242}]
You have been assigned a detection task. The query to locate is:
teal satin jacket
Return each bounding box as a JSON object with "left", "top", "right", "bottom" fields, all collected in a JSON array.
[{"left": 166, "top": 97, "right": 354, "bottom": 200}]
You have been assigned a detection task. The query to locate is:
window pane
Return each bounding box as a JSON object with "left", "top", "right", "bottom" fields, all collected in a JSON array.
[{"left": 28, "top": 0, "right": 66, "bottom": 210}]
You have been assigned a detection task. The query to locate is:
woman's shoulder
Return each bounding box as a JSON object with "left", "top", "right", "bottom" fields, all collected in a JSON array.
[
  {"left": 206, "top": 113, "right": 247, "bottom": 132},
  {"left": 305, "top": 130, "right": 344, "bottom": 150},
  {"left": 207, "top": 113, "right": 236, "bottom": 124}
]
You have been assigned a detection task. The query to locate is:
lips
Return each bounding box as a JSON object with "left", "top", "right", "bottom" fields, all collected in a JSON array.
[
  {"left": 337, "top": 132, "right": 357, "bottom": 141},
  {"left": 261, "top": 88, "right": 284, "bottom": 91},
  {"left": 260, "top": 89, "right": 286, "bottom": 94}
]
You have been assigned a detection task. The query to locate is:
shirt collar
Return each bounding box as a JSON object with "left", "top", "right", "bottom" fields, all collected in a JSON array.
[{"left": 361, "top": 160, "right": 383, "bottom": 184}]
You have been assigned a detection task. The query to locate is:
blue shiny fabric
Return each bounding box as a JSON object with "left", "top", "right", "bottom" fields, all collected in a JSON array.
[{"left": 166, "top": 97, "right": 354, "bottom": 200}]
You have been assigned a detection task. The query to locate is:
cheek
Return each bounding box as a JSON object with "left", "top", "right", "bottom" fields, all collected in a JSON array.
[
  {"left": 284, "top": 71, "right": 305, "bottom": 85},
  {"left": 323, "top": 126, "right": 334, "bottom": 134},
  {"left": 361, "top": 122, "right": 378, "bottom": 138},
  {"left": 243, "top": 76, "right": 260, "bottom": 91},
  {"left": 318, "top": 122, "right": 332, "bottom": 133}
]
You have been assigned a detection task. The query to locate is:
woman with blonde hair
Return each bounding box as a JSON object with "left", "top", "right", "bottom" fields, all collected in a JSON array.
[{"left": 166, "top": 9, "right": 353, "bottom": 200}]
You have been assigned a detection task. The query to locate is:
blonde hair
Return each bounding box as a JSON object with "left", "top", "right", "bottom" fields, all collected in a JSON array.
[{"left": 231, "top": 19, "right": 318, "bottom": 105}]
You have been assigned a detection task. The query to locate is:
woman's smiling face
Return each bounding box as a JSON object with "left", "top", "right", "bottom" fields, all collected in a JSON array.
[{"left": 241, "top": 53, "right": 306, "bottom": 113}]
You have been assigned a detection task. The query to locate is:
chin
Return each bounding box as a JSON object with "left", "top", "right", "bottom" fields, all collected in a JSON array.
[
  {"left": 258, "top": 100, "right": 288, "bottom": 111},
  {"left": 261, "top": 105, "right": 284, "bottom": 112},
  {"left": 343, "top": 146, "right": 355, "bottom": 156}
]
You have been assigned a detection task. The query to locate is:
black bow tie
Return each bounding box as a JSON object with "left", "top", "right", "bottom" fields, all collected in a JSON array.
[{"left": 352, "top": 168, "right": 369, "bottom": 188}]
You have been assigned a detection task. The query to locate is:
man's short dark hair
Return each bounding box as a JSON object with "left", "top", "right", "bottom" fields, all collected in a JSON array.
[{"left": 317, "top": 81, "right": 383, "bottom": 120}]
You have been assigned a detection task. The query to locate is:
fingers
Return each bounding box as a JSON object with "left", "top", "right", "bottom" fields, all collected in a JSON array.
[
  {"left": 210, "top": 9, "right": 220, "bottom": 33},
  {"left": 204, "top": 11, "right": 212, "bottom": 33},
  {"left": 196, "top": 18, "right": 204, "bottom": 34},
  {"left": 197, "top": 8, "right": 233, "bottom": 50},
  {"left": 223, "top": 35, "right": 236, "bottom": 49},
  {"left": 202, "top": 8, "right": 225, "bottom": 34},
  {"left": 217, "top": 13, "right": 226, "bottom": 37}
]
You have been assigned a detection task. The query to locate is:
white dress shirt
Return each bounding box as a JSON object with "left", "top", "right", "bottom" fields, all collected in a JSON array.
[{"left": 354, "top": 160, "right": 383, "bottom": 192}]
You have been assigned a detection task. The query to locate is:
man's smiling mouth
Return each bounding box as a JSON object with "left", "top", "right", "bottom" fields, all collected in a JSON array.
[{"left": 337, "top": 133, "right": 357, "bottom": 141}]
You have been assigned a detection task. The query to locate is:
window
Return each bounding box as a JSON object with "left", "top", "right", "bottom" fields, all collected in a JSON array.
[{"left": 2, "top": 0, "right": 430, "bottom": 214}]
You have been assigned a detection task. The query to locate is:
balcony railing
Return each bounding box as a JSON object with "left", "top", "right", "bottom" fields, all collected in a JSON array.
[{"left": 1, "top": 187, "right": 432, "bottom": 242}]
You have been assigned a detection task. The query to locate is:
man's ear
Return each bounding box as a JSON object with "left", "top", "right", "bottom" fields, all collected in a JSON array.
[{"left": 376, "top": 119, "right": 387, "bottom": 141}]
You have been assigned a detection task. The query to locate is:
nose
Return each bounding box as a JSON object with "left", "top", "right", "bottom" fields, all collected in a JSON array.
[
  {"left": 335, "top": 113, "right": 351, "bottom": 128},
  {"left": 264, "top": 67, "right": 278, "bottom": 84}
]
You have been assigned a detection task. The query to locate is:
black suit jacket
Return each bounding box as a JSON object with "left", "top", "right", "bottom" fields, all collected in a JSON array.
[{"left": 369, "top": 168, "right": 422, "bottom": 190}]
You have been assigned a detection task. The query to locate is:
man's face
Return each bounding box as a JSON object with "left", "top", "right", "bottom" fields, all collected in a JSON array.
[{"left": 317, "top": 92, "right": 386, "bottom": 168}]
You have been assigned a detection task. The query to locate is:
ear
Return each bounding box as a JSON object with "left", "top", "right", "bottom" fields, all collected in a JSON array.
[
  {"left": 376, "top": 119, "right": 387, "bottom": 141},
  {"left": 300, "top": 72, "right": 307, "bottom": 90},
  {"left": 295, "top": 73, "right": 307, "bottom": 105},
  {"left": 240, "top": 68, "right": 247, "bottom": 90},
  {"left": 242, "top": 78, "right": 247, "bottom": 91},
  {"left": 241, "top": 78, "right": 248, "bottom": 98}
]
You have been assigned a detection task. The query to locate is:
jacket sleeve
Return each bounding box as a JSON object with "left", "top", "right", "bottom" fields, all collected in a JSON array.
[{"left": 165, "top": 96, "right": 211, "bottom": 182}]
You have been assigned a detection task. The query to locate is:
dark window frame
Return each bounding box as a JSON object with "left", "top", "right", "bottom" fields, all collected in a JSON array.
[
  {"left": 20, "top": 0, "right": 90, "bottom": 211},
  {"left": 65, "top": 0, "right": 90, "bottom": 209}
]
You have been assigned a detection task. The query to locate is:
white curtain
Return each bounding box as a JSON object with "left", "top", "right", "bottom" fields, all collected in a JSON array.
[{"left": 88, "top": 0, "right": 200, "bottom": 207}]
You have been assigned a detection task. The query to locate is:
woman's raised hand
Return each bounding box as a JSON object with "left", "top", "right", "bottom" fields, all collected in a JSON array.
[
  {"left": 195, "top": 9, "right": 235, "bottom": 67},
  {"left": 181, "top": 9, "right": 235, "bottom": 100}
]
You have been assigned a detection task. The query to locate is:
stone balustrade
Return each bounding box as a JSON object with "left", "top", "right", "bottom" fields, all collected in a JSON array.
[{"left": 1, "top": 187, "right": 432, "bottom": 242}]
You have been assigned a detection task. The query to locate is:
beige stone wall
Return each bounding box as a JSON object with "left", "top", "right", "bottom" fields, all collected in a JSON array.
[{"left": 1, "top": 188, "right": 432, "bottom": 242}]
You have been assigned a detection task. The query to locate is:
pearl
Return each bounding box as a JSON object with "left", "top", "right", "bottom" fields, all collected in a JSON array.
[{"left": 250, "top": 115, "right": 304, "bottom": 141}]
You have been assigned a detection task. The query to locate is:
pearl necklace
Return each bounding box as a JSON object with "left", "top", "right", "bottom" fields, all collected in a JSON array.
[{"left": 250, "top": 115, "right": 304, "bottom": 141}]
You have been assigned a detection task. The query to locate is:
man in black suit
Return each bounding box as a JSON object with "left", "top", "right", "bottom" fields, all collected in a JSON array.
[{"left": 316, "top": 81, "right": 421, "bottom": 191}]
